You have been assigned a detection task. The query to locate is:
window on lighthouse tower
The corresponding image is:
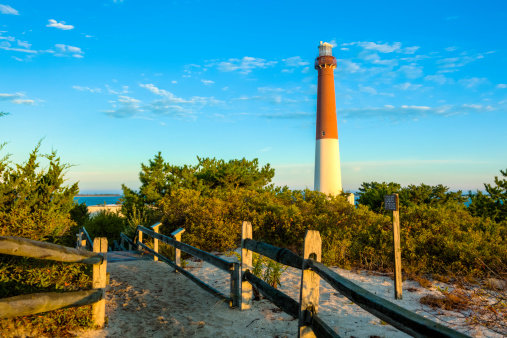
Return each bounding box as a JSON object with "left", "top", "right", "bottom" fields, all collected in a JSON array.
[{"left": 322, "top": 131, "right": 325, "bottom": 136}]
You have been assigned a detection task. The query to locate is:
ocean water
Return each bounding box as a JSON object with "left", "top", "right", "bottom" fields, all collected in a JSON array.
[{"left": 73, "top": 196, "right": 122, "bottom": 206}]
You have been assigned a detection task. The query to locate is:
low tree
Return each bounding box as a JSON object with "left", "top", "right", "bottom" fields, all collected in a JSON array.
[
  {"left": 0, "top": 142, "right": 94, "bottom": 336},
  {"left": 469, "top": 169, "right": 507, "bottom": 222},
  {"left": 121, "top": 152, "right": 275, "bottom": 222},
  {"left": 357, "top": 181, "right": 467, "bottom": 213},
  {"left": 0, "top": 141, "right": 78, "bottom": 244}
]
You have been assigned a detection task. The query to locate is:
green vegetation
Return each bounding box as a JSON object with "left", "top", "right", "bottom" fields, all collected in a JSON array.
[
  {"left": 0, "top": 142, "right": 93, "bottom": 337},
  {"left": 120, "top": 153, "right": 507, "bottom": 278},
  {"left": 357, "top": 181, "right": 467, "bottom": 213},
  {"left": 468, "top": 169, "right": 507, "bottom": 223},
  {"left": 2, "top": 141, "right": 506, "bottom": 335}
]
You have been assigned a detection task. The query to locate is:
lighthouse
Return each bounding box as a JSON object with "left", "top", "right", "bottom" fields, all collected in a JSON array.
[{"left": 314, "top": 41, "right": 342, "bottom": 195}]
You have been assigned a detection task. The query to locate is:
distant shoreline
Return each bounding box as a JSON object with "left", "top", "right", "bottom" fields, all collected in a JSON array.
[{"left": 76, "top": 194, "right": 121, "bottom": 197}]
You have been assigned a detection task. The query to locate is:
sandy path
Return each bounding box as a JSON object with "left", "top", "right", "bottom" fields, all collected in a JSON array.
[
  {"left": 77, "top": 259, "right": 297, "bottom": 337},
  {"left": 74, "top": 251, "right": 500, "bottom": 338}
]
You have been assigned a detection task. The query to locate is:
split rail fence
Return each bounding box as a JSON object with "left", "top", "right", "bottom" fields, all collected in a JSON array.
[
  {"left": 133, "top": 223, "right": 240, "bottom": 307},
  {"left": 117, "top": 221, "right": 469, "bottom": 337},
  {"left": 240, "top": 221, "right": 469, "bottom": 338},
  {"left": 0, "top": 235, "right": 108, "bottom": 327}
]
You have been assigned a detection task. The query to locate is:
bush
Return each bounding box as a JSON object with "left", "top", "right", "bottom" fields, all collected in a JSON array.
[
  {"left": 84, "top": 209, "right": 126, "bottom": 245},
  {"left": 0, "top": 143, "right": 93, "bottom": 336},
  {"left": 127, "top": 155, "right": 507, "bottom": 279},
  {"left": 357, "top": 181, "right": 467, "bottom": 213},
  {"left": 468, "top": 168, "right": 507, "bottom": 222}
]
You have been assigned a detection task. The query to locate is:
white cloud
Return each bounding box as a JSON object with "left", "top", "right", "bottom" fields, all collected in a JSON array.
[
  {"left": 358, "top": 41, "right": 402, "bottom": 53},
  {"left": 301, "top": 67, "right": 310, "bottom": 73},
  {"left": 361, "top": 53, "right": 398, "bottom": 67},
  {"left": 496, "top": 84, "right": 507, "bottom": 89},
  {"left": 0, "top": 4, "right": 18, "bottom": 15},
  {"left": 171, "top": 80, "right": 178, "bottom": 84},
  {"left": 461, "top": 104, "right": 494, "bottom": 112},
  {"left": 0, "top": 44, "right": 37, "bottom": 53},
  {"left": 258, "top": 87, "right": 286, "bottom": 93},
  {"left": 458, "top": 77, "right": 489, "bottom": 88},
  {"left": 46, "top": 19, "right": 74, "bottom": 30},
  {"left": 398, "top": 64, "right": 423, "bottom": 79},
  {"left": 139, "top": 83, "right": 223, "bottom": 115},
  {"left": 395, "top": 82, "right": 423, "bottom": 90},
  {"left": 402, "top": 46, "right": 420, "bottom": 54},
  {"left": 0, "top": 92, "right": 23, "bottom": 100},
  {"left": 214, "top": 56, "right": 277, "bottom": 75},
  {"left": 17, "top": 40, "right": 31, "bottom": 48},
  {"left": 401, "top": 105, "right": 431, "bottom": 110},
  {"left": 67, "top": 45, "right": 82, "bottom": 53},
  {"left": 12, "top": 99, "right": 34, "bottom": 105},
  {"left": 118, "top": 95, "right": 140, "bottom": 103},
  {"left": 436, "top": 53, "right": 487, "bottom": 70},
  {"left": 338, "top": 102, "right": 496, "bottom": 121},
  {"left": 445, "top": 46, "right": 457, "bottom": 52},
  {"left": 201, "top": 79, "right": 214, "bottom": 86},
  {"left": 424, "top": 74, "right": 452, "bottom": 85},
  {"left": 336, "top": 59, "right": 360, "bottom": 73},
  {"left": 54, "top": 44, "right": 84, "bottom": 58},
  {"left": 282, "top": 56, "right": 309, "bottom": 67},
  {"left": 140, "top": 83, "right": 188, "bottom": 103},
  {"left": 358, "top": 85, "right": 377, "bottom": 95},
  {"left": 73, "top": 85, "right": 101, "bottom": 93},
  {"left": 0, "top": 92, "right": 36, "bottom": 105},
  {"left": 0, "top": 35, "right": 15, "bottom": 41},
  {"left": 104, "top": 94, "right": 143, "bottom": 119}
]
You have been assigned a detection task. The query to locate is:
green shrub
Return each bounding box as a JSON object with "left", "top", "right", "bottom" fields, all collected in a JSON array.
[
  {"left": 468, "top": 168, "right": 507, "bottom": 222},
  {"left": 70, "top": 202, "right": 90, "bottom": 228},
  {"left": 125, "top": 155, "right": 507, "bottom": 279},
  {"left": 357, "top": 181, "right": 467, "bottom": 213},
  {"left": 0, "top": 143, "right": 93, "bottom": 336},
  {"left": 84, "top": 209, "right": 126, "bottom": 245}
]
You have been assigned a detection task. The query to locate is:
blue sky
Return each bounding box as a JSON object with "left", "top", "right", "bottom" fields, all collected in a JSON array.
[{"left": 1, "top": 0, "right": 506, "bottom": 193}]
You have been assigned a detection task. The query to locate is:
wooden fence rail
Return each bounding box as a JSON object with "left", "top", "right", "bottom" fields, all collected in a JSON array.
[
  {"left": 136, "top": 225, "right": 240, "bottom": 308},
  {"left": 307, "top": 259, "right": 468, "bottom": 338},
  {"left": 243, "top": 238, "right": 303, "bottom": 269},
  {"left": 77, "top": 227, "right": 93, "bottom": 251},
  {"left": 240, "top": 221, "right": 470, "bottom": 338},
  {"left": 120, "top": 233, "right": 134, "bottom": 251},
  {"left": 0, "top": 236, "right": 107, "bottom": 327}
]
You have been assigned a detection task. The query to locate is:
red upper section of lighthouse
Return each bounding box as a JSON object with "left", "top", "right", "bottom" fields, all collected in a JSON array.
[{"left": 315, "top": 44, "right": 338, "bottom": 140}]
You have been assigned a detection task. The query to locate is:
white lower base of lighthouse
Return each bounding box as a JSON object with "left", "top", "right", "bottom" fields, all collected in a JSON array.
[{"left": 314, "top": 138, "right": 342, "bottom": 195}]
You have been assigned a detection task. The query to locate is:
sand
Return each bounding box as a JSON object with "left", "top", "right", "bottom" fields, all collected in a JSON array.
[{"left": 74, "top": 251, "right": 502, "bottom": 338}]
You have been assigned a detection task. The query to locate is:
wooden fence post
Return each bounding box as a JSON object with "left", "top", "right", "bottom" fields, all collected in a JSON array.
[
  {"left": 392, "top": 194, "right": 402, "bottom": 300},
  {"left": 137, "top": 228, "right": 143, "bottom": 251},
  {"left": 76, "top": 230, "right": 82, "bottom": 249},
  {"left": 230, "top": 262, "right": 240, "bottom": 308},
  {"left": 298, "top": 230, "right": 321, "bottom": 338},
  {"left": 241, "top": 221, "right": 253, "bottom": 310},
  {"left": 92, "top": 237, "right": 108, "bottom": 327},
  {"left": 171, "top": 228, "right": 185, "bottom": 271},
  {"left": 385, "top": 193, "right": 403, "bottom": 300},
  {"left": 152, "top": 223, "right": 161, "bottom": 262}
]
